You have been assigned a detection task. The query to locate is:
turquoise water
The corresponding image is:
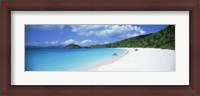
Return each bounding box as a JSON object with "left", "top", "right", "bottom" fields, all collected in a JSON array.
[{"left": 25, "top": 48, "right": 126, "bottom": 71}]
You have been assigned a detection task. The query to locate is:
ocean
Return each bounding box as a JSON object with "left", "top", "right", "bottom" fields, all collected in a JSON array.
[{"left": 25, "top": 48, "right": 126, "bottom": 71}]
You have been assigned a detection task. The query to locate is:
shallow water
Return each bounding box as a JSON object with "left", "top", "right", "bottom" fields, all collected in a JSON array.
[{"left": 25, "top": 48, "right": 126, "bottom": 71}]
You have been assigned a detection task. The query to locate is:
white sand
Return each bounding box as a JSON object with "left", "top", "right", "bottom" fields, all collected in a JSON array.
[{"left": 97, "top": 48, "right": 175, "bottom": 71}]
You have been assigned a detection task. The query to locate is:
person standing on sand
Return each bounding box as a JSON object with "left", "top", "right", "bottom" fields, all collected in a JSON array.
[
  {"left": 126, "top": 50, "right": 129, "bottom": 54},
  {"left": 113, "top": 53, "right": 117, "bottom": 56}
]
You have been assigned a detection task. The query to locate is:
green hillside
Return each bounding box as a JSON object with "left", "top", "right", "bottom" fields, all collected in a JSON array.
[
  {"left": 104, "top": 25, "right": 175, "bottom": 50},
  {"left": 64, "top": 44, "right": 82, "bottom": 48}
]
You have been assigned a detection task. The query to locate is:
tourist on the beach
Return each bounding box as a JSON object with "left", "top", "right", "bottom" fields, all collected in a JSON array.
[{"left": 113, "top": 53, "right": 117, "bottom": 56}]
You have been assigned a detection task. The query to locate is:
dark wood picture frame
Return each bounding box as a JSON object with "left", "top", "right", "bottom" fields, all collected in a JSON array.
[{"left": 0, "top": 0, "right": 199, "bottom": 95}]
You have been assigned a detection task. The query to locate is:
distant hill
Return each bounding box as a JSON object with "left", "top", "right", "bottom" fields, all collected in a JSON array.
[
  {"left": 89, "top": 44, "right": 105, "bottom": 48},
  {"left": 104, "top": 25, "right": 175, "bottom": 50},
  {"left": 64, "top": 44, "right": 82, "bottom": 48}
]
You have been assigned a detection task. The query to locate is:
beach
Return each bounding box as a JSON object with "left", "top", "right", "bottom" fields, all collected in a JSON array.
[
  {"left": 25, "top": 48, "right": 175, "bottom": 71},
  {"left": 97, "top": 48, "right": 175, "bottom": 71}
]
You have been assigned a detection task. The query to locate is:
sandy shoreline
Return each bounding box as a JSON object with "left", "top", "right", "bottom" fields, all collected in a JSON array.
[
  {"left": 98, "top": 48, "right": 175, "bottom": 71},
  {"left": 71, "top": 48, "right": 175, "bottom": 72}
]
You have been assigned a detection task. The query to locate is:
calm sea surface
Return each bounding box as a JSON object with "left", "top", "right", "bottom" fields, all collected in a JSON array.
[{"left": 25, "top": 48, "right": 126, "bottom": 71}]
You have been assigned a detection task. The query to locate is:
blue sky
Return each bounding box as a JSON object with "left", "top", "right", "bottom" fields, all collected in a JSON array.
[{"left": 25, "top": 25, "right": 168, "bottom": 47}]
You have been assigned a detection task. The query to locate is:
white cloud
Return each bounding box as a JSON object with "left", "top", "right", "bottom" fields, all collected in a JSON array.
[
  {"left": 81, "top": 40, "right": 92, "bottom": 44},
  {"left": 81, "top": 39, "right": 96, "bottom": 46},
  {"left": 122, "top": 33, "right": 140, "bottom": 38},
  {"left": 44, "top": 40, "right": 59, "bottom": 45},
  {"left": 60, "top": 39, "right": 77, "bottom": 46},
  {"left": 59, "top": 39, "right": 96, "bottom": 46},
  {"left": 70, "top": 25, "right": 146, "bottom": 39},
  {"left": 26, "top": 42, "right": 39, "bottom": 46},
  {"left": 104, "top": 41, "right": 109, "bottom": 44},
  {"left": 41, "top": 39, "right": 96, "bottom": 47}
]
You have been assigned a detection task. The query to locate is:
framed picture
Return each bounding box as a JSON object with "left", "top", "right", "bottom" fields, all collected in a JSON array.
[{"left": 1, "top": 0, "right": 199, "bottom": 95}]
